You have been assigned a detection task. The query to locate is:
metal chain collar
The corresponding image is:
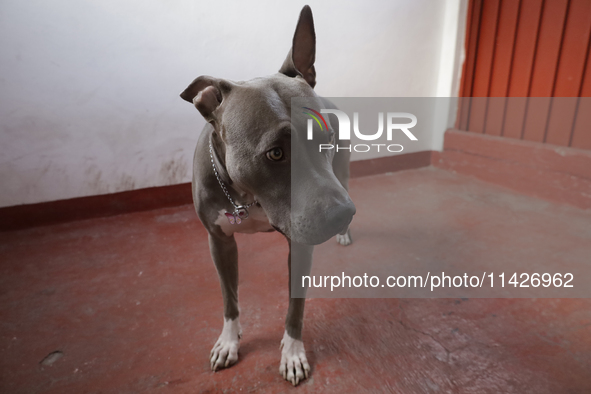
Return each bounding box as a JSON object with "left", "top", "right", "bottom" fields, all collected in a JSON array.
[{"left": 209, "top": 141, "right": 258, "bottom": 211}]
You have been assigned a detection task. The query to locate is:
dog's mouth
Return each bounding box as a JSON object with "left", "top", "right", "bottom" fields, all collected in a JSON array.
[
  {"left": 272, "top": 225, "right": 286, "bottom": 236},
  {"left": 268, "top": 200, "right": 355, "bottom": 243}
]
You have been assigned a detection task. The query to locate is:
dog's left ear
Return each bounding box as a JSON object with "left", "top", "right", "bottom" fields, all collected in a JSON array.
[
  {"left": 180, "top": 76, "right": 225, "bottom": 123},
  {"left": 279, "top": 5, "right": 316, "bottom": 88}
]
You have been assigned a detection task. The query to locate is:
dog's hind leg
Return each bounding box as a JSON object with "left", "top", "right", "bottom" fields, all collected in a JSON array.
[
  {"left": 280, "top": 241, "right": 313, "bottom": 386},
  {"left": 332, "top": 141, "right": 353, "bottom": 246},
  {"left": 208, "top": 232, "right": 242, "bottom": 371}
]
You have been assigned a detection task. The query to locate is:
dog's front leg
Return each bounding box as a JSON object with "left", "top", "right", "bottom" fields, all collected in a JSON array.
[
  {"left": 332, "top": 139, "right": 353, "bottom": 246},
  {"left": 280, "top": 240, "right": 313, "bottom": 386},
  {"left": 208, "top": 232, "right": 241, "bottom": 371}
]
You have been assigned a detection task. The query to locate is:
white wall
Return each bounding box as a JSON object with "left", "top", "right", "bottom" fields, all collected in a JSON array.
[
  {"left": 433, "top": 0, "right": 468, "bottom": 151},
  {"left": 0, "top": 0, "right": 466, "bottom": 207}
]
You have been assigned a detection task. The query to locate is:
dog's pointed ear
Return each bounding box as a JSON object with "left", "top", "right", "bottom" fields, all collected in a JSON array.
[
  {"left": 279, "top": 5, "right": 316, "bottom": 88},
  {"left": 180, "top": 76, "right": 224, "bottom": 122}
]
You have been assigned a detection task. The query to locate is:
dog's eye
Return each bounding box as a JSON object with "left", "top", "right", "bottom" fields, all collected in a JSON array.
[{"left": 266, "top": 148, "right": 283, "bottom": 161}]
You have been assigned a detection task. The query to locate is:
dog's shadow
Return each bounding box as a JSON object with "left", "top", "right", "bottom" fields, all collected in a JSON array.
[
  {"left": 237, "top": 334, "right": 317, "bottom": 375},
  {"left": 238, "top": 335, "right": 278, "bottom": 359}
]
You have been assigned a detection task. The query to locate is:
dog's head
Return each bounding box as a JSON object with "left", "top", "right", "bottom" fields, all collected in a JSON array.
[{"left": 181, "top": 6, "right": 355, "bottom": 245}]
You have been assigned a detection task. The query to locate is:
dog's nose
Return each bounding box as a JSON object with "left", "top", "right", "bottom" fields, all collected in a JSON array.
[{"left": 325, "top": 200, "right": 356, "bottom": 234}]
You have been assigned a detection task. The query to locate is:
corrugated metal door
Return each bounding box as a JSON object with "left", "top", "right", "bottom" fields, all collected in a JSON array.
[{"left": 458, "top": 0, "right": 591, "bottom": 150}]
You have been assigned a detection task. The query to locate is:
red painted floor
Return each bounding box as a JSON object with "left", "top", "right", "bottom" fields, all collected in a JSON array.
[{"left": 1, "top": 167, "right": 591, "bottom": 393}]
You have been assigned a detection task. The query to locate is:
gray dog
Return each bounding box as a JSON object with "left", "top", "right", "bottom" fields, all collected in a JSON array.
[{"left": 180, "top": 5, "right": 355, "bottom": 386}]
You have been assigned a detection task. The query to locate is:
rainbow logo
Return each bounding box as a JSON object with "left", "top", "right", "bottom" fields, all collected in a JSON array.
[{"left": 302, "top": 107, "right": 328, "bottom": 132}]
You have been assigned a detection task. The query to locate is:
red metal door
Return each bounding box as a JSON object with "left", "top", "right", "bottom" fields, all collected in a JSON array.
[{"left": 458, "top": 0, "right": 591, "bottom": 150}]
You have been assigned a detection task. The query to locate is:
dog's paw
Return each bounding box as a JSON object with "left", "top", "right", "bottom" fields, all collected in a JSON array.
[
  {"left": 336, "top": 228, "right": 352, "bottom": 246},
  {"left": 279, "top": 331, "right": 310, "bottom": 386},
  {"left": 210, "top": 318, "right": 241, "bottom": 371}
]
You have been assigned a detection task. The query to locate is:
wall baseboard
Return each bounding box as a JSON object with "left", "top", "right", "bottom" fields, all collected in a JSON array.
[
  {"left": 350, "top": 151, "right": 432, "bottom": 178},
  {"left": 5, "top": 130, "right": 588, "bottom": 233},
  {"left": 433, "top": 129, "right": 591, "bottom": 210},
  {"left": 0, "top": 151, "right": 433, "bottom": 232},
  {"left": 0, "top": 183, "right": 193, "bottom": 232}
]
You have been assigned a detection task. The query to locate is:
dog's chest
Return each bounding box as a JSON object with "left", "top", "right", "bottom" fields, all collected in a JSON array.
[{"left": 214, "top": 205, "right": 274, "bottom": 236}]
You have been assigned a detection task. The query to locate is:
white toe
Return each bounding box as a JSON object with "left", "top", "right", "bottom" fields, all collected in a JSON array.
[
  {"left": 210, "top": 317, "right": 241, "bottom": 371},
  {"left": 279, "top": 331, "right": 310, "bottom": 386},
  {"left": 336, "top": 229, "right": 352, "bottom": 246}
]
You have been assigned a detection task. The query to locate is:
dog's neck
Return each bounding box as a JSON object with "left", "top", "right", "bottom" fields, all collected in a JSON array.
[{"left": 208, "top": 132, "right": 251, "bottom": 201}]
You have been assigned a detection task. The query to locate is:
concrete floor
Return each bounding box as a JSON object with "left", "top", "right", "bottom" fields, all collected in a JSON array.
[{"left": 1, "top": 167, "right": 590, "bottom": 393}]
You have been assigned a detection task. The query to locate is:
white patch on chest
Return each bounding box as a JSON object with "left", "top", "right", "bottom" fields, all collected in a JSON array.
[{"left": 214, "top": 205, "right": 274, "bottom": 236}]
